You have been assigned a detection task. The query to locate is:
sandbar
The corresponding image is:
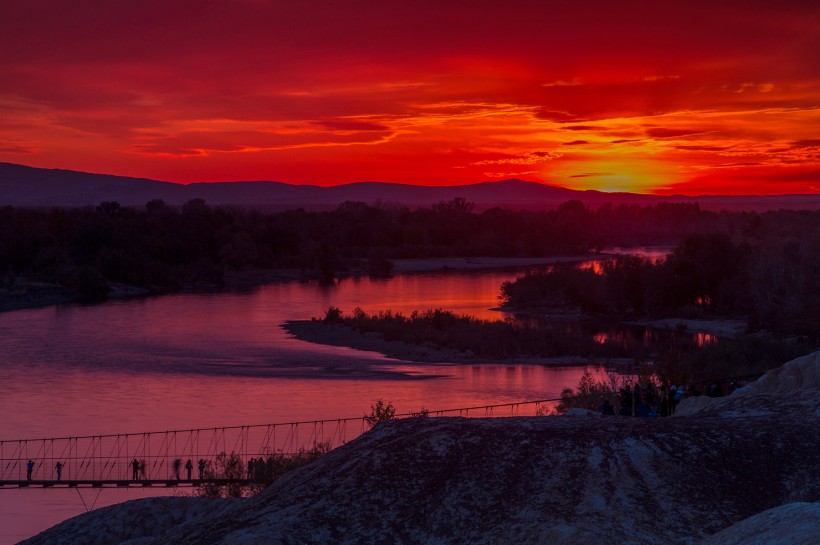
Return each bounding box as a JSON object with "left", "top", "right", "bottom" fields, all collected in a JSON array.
[{"left": 282, "top": 319, "right": 625, "bottom": 366}]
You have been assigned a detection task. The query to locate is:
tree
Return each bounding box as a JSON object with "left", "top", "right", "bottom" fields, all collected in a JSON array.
[
  {"left": 96, "top": 201, "right": 122, "bottom": 216},
  {"left": 364, "top": 399, "right": 396, "bottom": 428},
  {"left": 664, "top": 233, "right": 745, "bottom": 312}
]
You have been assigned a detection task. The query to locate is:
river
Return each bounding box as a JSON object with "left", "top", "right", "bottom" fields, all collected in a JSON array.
[{"left": 0, "top": 254, "right": 673, "bottom": 543}]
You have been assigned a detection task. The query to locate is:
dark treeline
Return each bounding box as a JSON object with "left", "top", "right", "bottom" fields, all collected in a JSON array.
[
  {"left": 1, "top": 197, "right": 817, "bottom": 304},
  {"left": 501, "top": 229, "right": 820, "bottom": 338}
]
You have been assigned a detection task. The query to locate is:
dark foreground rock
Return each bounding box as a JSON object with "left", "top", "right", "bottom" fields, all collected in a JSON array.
[
  {"left": 698, "top": 502, "right": 820, "bottom": 545},
  {"left": 22, "top": 352, "right": 820, "bottom": 545}
]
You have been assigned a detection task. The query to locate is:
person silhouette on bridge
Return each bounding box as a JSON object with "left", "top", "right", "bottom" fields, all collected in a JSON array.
[
  {"left": 185, "top": 459, "right": 193, "bottom": 480},
  {"left": 55, "top": 461, "right": 63, "bottom": 481},
  {"left": 26, "top": 459, "right": 34, "bottom": 480},
  {"left": 198, "top": 458, "right": 206, "bottom": 480},
  {"left": 172, "top": 458, "right": 182, "bottom": 480},
  {"left": 131, "top": 458, "right": 140, "bottom": 481}
]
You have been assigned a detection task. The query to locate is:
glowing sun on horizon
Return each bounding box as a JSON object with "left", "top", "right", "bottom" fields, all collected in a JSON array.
[{"left": 553, "top": 158, "right": 682, "bottom": 194}]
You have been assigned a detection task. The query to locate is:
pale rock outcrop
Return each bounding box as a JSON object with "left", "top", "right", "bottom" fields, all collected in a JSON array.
[
  {"left": 698, "top": 502, "right": 820, "bottom": 545},
  {"left": 675, "top": 350, "right": 820, "bottom": 417}
]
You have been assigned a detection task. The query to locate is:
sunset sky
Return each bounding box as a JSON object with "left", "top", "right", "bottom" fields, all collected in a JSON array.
[{"left": 1, "top": 0, "right": 819, "bottom": 194}]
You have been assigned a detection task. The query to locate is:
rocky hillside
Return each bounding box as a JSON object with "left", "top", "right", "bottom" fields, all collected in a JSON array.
[{"left": 23, "top": 352, "right": 820, "bottom": 545}]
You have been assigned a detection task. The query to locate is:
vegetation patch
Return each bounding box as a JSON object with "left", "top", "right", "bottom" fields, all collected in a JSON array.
[
  {"left": 501, "top": 232, "right": 820, "bottom": 338},
  {"left": 318, "top": 306, "right": 631, "bottom": 360},
  {"left": 195, "top": 442, "right": 333, "bottom": 498}
]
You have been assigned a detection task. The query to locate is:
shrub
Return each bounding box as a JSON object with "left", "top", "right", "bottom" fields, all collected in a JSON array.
[
  {"left": 195, "top": 442, "right": 333, "bottom": 499},
  {"left": 555, "top": 369, "right": 629, "bottom": 414},
  {"left": 323, "top": 306, "right": 343, "bottom": 323},
  {"left": 197, "top": 452, "right": 246, "bottom": 498},
  {"left": 364, "top": 398, "right": 396, "bottom": 428}
]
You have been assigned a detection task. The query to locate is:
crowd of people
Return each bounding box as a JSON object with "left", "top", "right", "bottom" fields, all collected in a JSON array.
[
  {"left": 126, "top": 458, "right": 206, "bottom": 481},
  {"left": 246, "top": 456, "right": 283, "bottom": 483},
  {"left": 600, "top": 380, "right": 747, "bottom": 417},
  {"left": 19, "top": 456, "right": 268, "bottom": 482}
]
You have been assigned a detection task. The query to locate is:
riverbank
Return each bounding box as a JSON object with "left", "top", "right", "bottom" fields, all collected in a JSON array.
[
  {"left": 282, "top": 319, "right": 626, "bottom": 366},
  {"left": 0, "top": 254, "right": 604, "bottom": 314},
  {"left": 0, "top": 280, "right": 74, "bottom": 312},
  {"left": 0, "top": 279, "right": 153, "bottom": 313},
  {"left": 388, "top": 254, "right": 606, "bottom": 274},
  {"left": 222, "top": 254, "right": 606, "bottom": 288},
  {"left": 628, "top": 318, "right": 747, "bottom": 338}
]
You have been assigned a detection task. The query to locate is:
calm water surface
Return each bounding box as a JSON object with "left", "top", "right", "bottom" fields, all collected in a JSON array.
[{"left": 2, "top": 266, "right": 622, "bottom": 543}]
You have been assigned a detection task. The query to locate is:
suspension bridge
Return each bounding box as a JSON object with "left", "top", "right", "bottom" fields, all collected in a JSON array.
[{"left": 0, "top": 398, "right": 558, "bottom": 489}]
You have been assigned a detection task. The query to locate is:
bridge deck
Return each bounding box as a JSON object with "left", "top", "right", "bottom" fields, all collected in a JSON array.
[
  {"left": 1, "top": 398, "right": 557, "bottom": 491},
  {"left": 0, "top": 478, "right": 256, "bottom": 489}
]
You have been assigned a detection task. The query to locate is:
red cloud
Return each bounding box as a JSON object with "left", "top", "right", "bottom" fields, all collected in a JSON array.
[
  {"left": 317, "top": 120, "right": 391, "bottom": 132},
  {"left": 646, "top": 128, "right": 707, "bottom": 139},
  {"left": 1, "top": 1, "right": 819, "bottom": 193}
]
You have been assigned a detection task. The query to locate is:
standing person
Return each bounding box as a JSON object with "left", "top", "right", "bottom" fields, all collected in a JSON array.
[
  {"left": 55, "top": 461, "right": 63, "bottom": 481},
  {"left": 26, "top": 459, "right": 34, "bottom": 480},
  {"left": 659, "top": 386, "right": 670, "bottom": 417},
  {"left": 131, "top": 458, "right": 140, "bottom": 481},
  {"left": 185, "top": 459, "right": 193, "bottom": 480},
  {"left": 198, "top": 459, "right": 206, "bottom": 480},
  {"left": 619, "top": 386, "right": 632, "bottom": 416},
  {"left": 172, "top": 458, "right": 181, "bottom": 480}
]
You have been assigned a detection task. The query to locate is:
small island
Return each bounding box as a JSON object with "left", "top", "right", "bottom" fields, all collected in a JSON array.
[{"left": 284, "top": 307, "right": 630, "bottom": 364}]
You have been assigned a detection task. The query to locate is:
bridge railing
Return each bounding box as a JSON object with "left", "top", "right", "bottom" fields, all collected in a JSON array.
[{"left": 0, "top": 398, "right": 559, "bottom": 483}]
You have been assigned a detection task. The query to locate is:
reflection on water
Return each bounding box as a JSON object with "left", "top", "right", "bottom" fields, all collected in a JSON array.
[
  {"left": 0, "top": 255, "right": 686, "bottom": 542},
  {"left": 0, "top": 267, "right": 611, "bottom": 543},
  {"left": 695, "top": 332, "right": 719, "bottom": 347}
]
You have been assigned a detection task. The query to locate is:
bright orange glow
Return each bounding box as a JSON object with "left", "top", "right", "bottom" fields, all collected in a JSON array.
[
  {"left": 1, "top": 1, "right": 819, "bottom": 195},
  {"left": 695, "top": 333, "right": 719, "bottom": 347},
  {"left": 550, "top": 155, "right": 683, "bottom": 194}
]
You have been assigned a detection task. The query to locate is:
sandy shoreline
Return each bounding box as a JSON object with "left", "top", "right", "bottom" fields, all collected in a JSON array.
[{"left": 282, "top": 319, "right": 624, "bottom": 366}]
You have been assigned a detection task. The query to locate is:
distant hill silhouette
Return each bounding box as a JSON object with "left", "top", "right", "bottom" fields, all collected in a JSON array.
[{"left": 1, "top": 162, "right": 818, "bottom": 211}]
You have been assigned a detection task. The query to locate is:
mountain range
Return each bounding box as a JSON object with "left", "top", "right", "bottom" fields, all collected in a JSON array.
[{"left": 2, "top": 162, "right": 819, "bottom": 211}]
